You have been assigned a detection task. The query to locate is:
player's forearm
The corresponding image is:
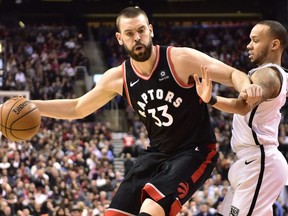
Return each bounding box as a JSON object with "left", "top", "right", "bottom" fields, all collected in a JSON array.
[
  {"left": 231, "top": 69, "right": 251, "bottom": 93},
  {"left": 32, "top": 99, "right": 82, "bottom": 119},
  {"left": 211, "top": 96, "right": 251, "bottom": 116}
]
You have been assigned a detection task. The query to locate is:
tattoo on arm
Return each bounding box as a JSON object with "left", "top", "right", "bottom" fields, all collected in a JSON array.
[{"left": 251, "top": 67, "right": 282, "bottom": 100}]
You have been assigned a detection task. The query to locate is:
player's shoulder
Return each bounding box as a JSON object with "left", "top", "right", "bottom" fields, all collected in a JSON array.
[
  {"left": 169, "top": 46, "right": 193, "bottom": 54},
  {"left": 105, "top": 65, "right": 123, "bottom": 77},
  {"left": 97, "top": 65, "right": 123, "bottom": 88},
  {"left": 251, "top": 66, "right": 283, "bottom": 98},
  {"left": 169, "top": 46, "right": 199, "bottom": 62},
  {"left": 251, "top": 66, "right": 280, "bottom": 82}
]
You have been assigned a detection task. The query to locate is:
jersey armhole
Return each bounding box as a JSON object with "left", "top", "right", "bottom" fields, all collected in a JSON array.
[{"left": 122, "top": 62, "right": 132, "bottom": 107}]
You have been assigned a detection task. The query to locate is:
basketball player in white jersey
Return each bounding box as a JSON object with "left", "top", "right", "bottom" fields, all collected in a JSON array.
[{"left": 195, "top": 20, "right": 288, "bottom": 216}]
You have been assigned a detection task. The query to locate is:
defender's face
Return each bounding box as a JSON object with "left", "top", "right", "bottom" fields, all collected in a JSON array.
[
  {"left": 116, "top": 14, "right": 154, "bottom": 62},
  {"left": 247, "top": 24, "right": 272, "bottom": 66}
]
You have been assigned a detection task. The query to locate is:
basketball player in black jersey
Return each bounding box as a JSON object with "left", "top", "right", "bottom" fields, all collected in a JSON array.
[{"left": 30, "top": 6, "right": 262, "bottom": 216}]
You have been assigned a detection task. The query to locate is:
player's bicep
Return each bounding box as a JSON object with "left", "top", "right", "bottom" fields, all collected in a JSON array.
[
  {"left": 86, "top": 84, "right": 118, "bottom": 106},
  {"left": 77, "top": 68, "right": 122, "bottom": 116},
  {"left": 187, "top": 49, "right": 238, "bottom": 86},
  {"left": 250, "top": 67, "right": 282, "bottom": 101},
  {"left": 172, "top": 47, "right": 233, "bottom": 84}
]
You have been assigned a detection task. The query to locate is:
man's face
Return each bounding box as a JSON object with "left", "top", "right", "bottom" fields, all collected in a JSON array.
[
  {"left": 116, "top": 14, "right": 153, "bottom": 62},
  {"left": 247, "top": 24, "right": 273, "bottom": 65}
]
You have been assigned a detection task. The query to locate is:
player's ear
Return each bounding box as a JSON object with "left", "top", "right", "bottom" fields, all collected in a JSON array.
[
  {"left": 115, "top": 32, "right": 123, "bottom": 45},
  {"left": 149, "top": 24, "right": 154, "bottom": 38},
  {"left": 271, "top": 39, "right": 280, "bottom": 50}
]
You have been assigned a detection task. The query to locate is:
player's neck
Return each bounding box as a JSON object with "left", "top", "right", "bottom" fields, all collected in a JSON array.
[
  {"left": 259, "top": 55, "right": 282, "bottom": 67},
  {"left": 260, "top": 60, "right": 281, "bottom": 67},
  {"left": 131, "top": 46, "right": 157, "bottom": 77}
]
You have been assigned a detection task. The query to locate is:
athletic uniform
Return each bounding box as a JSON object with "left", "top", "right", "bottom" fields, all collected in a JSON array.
[
  {"left": 219, "top": 63, "right": 288, "bottom": 216},
  {"left": 105, "top": 45, "right": 218, "bottom": 216}
]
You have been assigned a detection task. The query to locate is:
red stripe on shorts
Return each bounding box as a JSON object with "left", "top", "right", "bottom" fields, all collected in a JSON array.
[
  {"left": 169, "top": 198, "right": 182, "bottom": 216},
  {"left": 191, "top": 148, "right": 217, "bottom": 183},
  {"left": 141, "top": 183, "right": 164, "bottom": 202},
  {"left": 105, "top": 208, "right": 134, "bottom": 216}
]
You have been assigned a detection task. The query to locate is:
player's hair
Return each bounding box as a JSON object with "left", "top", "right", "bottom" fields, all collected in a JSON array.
[
  {"left": 116, "top": 6, "right": 149, "bottom": 32},
  {"left": 258, "top": 20, "right": 288, "bottom": 50}
]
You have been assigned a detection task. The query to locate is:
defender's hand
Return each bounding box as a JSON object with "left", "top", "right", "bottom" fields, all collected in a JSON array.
[{"left": 240, "top": 84, "right": 262, "bottom": 105}]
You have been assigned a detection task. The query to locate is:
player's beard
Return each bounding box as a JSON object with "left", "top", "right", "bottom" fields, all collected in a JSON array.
[
  {"left": 250, "top": 45, "right": 269, "bottom": 66},
  {"left": 124, "top": 39, "right": 153, "bottom": 62}
]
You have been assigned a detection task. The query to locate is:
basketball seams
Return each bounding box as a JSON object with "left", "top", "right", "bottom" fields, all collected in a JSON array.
[
  {"left": 4, "top": 98, "right": 22, "bottom": 140},
  {"left": 10, "top": 107, "right": 40, "bottom": 129},
  {"left": 9, "top": 107, "right": 40, "bottom": 141},
  {"left": 1, "top": 122, "right": 40, "bottom": 130},
  {"left": 0, "top": 97, "right": 41, "bottom": 141},
  {"left": 9, "top": 124, "right": 40, "bottom": 131},
  {"left": 10, "top": 124, "right": 40, "bottom": 141}
]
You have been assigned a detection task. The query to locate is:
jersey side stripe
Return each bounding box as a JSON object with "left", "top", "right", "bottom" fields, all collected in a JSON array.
[
  {"left": 122, "top": 62, "right": 132, "bottom": 107},
  {"left": 247, "top": 105, "right": 265, "bottom": 216}
]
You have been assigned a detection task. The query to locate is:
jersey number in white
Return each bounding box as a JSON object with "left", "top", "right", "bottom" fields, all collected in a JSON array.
[{"left": 148, "top": 105, "right": 173, "bottom": 127}]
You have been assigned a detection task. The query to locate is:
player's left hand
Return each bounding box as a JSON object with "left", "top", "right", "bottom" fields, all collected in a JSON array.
[
  {"left": 240, "top": 84, "right": 262, "bottom": 105},
  {"left": 194, "top": 65, "right": 213, "bottom": 103}
]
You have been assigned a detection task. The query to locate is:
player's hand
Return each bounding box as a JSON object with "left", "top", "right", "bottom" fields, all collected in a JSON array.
[
  {"left": 240, "top": 84, "right": 262, "bottom": 105},
  {"left": 194, "top": 65, "right": 213, "bottom": 103}
]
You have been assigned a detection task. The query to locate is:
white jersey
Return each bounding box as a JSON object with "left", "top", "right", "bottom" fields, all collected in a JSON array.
[{"left": 231, "top": 63, "right": 287, "bottom": 153}]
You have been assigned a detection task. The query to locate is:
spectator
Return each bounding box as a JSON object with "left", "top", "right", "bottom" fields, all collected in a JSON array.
[
  {"left": 71, "top": 204, "right": 82, "bottom": 216},
  {"left": 0, "top": 155, "right": 11, "bottom": 170},
  {"left": 120, "top": 132, "right": 135, "bottom": 157},
  {"left": 14, "top": 67, "right": 26, "bottom": 88},
  {"left": 54, "top": 206, "right": 67, "bottom": 216},
  {"left": 196, "top": 202, "right": 214, "bottom": 216}
]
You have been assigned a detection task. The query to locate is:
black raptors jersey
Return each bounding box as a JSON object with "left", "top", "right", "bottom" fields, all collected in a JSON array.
[{"left": 123, "top": 45, "right": 216, "bottom": 153}]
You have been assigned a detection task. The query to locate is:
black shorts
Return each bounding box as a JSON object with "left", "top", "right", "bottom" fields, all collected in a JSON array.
[{"left": 106, "top": 144, "right": 218, "bottom": 216}]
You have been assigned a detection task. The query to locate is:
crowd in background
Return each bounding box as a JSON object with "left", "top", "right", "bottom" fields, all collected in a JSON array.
[{"left": 0, "top": 21, "right": 287, "bottom": 216}]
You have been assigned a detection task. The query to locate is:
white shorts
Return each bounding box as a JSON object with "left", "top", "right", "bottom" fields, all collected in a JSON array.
[{"left": 219, "top": 145, "right": 288, "bottom": 216}]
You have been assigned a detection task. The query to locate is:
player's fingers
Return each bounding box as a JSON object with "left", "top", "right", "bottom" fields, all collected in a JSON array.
[
  {"left": 206, "top": 70, "right": 211, "bottom": 86},
  {"left": 239, "top": 92, "right": 248, "bottom": 100},
  {"left": 256, "top": 85, "right": 263, "bottom": 97},
  {"left": 201, "top": 65, "right": 210, "bottom": 85},
  {"left": 193, "top": 74, "right": 201, "bottom": 85},
  {"left": 251, "top": 84, "right": 262, "bottom": 97},
  {"left": 202, "top": 65, "right": 207, "bottom": 78},
  {"left": 244, "top": 85, "right": 256, "bottom": 98},
  {"left": 203, "top": 66, "right": 208, "bottom": 83},
  {"left": 208, "top": 78, "right": 213, "bottom": 89},
  {"left": 244, "top": 85, "right": 263, "bottom": 105}
]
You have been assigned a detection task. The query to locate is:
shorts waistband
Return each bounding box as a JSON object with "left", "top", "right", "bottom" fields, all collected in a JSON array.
[{"left": 236, "top": 144, "right": 277, "bottom": 159}]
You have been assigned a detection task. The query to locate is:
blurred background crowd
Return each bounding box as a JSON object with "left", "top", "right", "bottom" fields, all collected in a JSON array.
[{"left": 0, "top": 2, "right": 287, "bottom": 216}]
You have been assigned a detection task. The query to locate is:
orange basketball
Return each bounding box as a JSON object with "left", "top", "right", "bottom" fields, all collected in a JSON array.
[{"left": 0, "top": 96, "right": 41, "bottom": 142}]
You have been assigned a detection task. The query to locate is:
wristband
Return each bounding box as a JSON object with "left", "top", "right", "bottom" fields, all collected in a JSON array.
[{"left": 208, "top": 95, "right": 217, "bottom": 105}]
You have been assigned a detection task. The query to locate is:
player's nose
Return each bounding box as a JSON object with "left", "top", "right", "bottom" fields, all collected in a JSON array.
[
  {"left": 134, "top": 33, "right": 141, "bottom": 42},
  {"left": 247, "top": 41, "right": 252, "bottom": 50}
]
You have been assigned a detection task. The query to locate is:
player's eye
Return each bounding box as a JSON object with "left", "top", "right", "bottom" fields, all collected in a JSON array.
[
  {"left": 126, "top": 32, "right": 134, "bottom": 37},
  {"left": 139, "top": 29, "right": 145, "bottom": 34}
]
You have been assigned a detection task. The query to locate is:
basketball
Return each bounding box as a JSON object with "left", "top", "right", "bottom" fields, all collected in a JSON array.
[{"left": 0, "top": 96, "right": 41, "bottom": 142}]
